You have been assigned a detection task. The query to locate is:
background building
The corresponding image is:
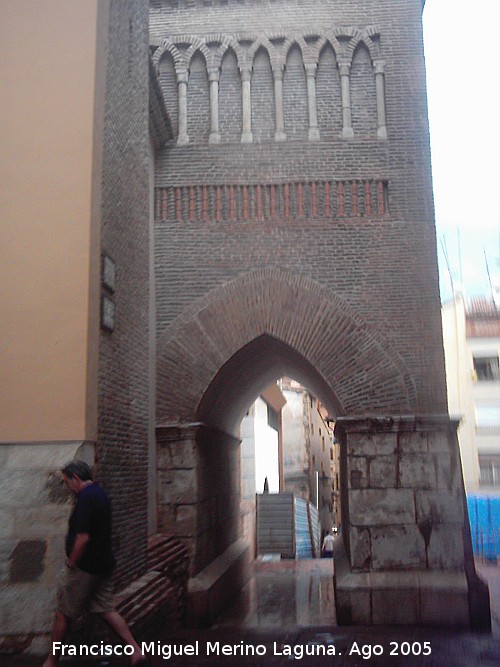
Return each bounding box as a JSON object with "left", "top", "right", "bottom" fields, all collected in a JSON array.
[
  {"left": 443, "top": 295, "right": 500, "bottom": 494},
  {"left": 280, "top": 379, "right": 336, "bottom": 538},
  {"left": 442, "top": 294, "right": 500, "bottom": 560}
]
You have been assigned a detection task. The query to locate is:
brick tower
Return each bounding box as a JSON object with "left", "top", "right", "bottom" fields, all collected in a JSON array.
[{"left": 150, "top": 0, "right": 489, "bottom": 627}]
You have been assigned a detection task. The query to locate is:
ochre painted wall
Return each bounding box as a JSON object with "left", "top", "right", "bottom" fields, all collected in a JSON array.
[{"left": 0, "top": 0, "right": 106, "bottom": 441}]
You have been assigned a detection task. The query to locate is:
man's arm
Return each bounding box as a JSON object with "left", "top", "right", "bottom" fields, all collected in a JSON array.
[{"left": 66, "top": 533, "right": 90, "bottom": 569}]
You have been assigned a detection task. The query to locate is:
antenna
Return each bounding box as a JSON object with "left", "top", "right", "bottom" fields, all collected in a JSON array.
[
  {"left": 484, "top": 247, "right": 493, "bottom": 300},
  {"left": 440, "top": 235, "right": 455, "bottom": 297},
  {"left": 457, "top": 227, "right": 463, "bottom": 290}
]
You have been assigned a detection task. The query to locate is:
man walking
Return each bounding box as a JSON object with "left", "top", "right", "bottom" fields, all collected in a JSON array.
[
  {"left": 43, "top": 460, "right": 146, "bottom": 667},
  {"left": 321, "top": 530, "right": 335, "bottom": 558}
]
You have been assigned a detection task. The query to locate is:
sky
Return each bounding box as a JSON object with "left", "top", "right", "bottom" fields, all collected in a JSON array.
[{"left": 422, "top": 0, "right": 500, "bottom": 302}]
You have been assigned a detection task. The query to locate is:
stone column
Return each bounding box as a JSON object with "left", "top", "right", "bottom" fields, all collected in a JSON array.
[
  {"left": 374, "top": 60, "right": 388, "bottom": 140},
  {"left": 208, "top": 67, "right": 221, "bottom": 145},
  {"left": 273, "top": 66, "right": 286, "bottom": 142},
  {"left": 240, "top": 67, "right": 253, "bottom": 143},
  {"left": 305, "top": 63, "right": 320, "bottom": 141},
  {"left": 338, "top": 61, "right": 354, "bottom": 139},
  {"left": 176, "top": 69, "right": 189, "bottom": 146}
]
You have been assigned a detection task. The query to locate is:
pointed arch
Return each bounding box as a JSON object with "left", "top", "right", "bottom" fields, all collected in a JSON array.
[
  {"left": 317, "top": 41, "right": 342, "bottom": 139},
  {"left": 157, "top": 49, "right": 178, "bottom": 142},
  {"left": 153, "top": 39, "right": 184, "bottom": 71},
  {"left": 251, "top": 46, "right": 275, "bottom": 142},
  {"left": 283, "top": 35, "right": 306, "bottom": 64},
  {"left": 156, "top": 269, "right": 417, "bottom": 433},
  {"left": 350, "top": 41, "right": 377, "bottom": 137},
  {"left": 186, "top": 49, "right": 210, "bottom": 143},
  {"left": 185, "top": 39, "right": 211, "bottom": 69},
  {"left": 283, "top": 43, "right": 308, "bottom": 140},
  {"left": 344, "top": 29, "right": 380, "bottom": 65},
  {"left": 219, "top": 47, "right": 242, "bottom": 143}
]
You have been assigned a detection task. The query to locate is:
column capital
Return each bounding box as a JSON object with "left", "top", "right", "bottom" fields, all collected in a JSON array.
[
  {"left": 207, "top": 67, "right": 220, "bottom": 83},
  {"left": 272, "top": 66, "right": 284, "bottom": 82},
  {"left": 176, "top": 69, "right": 189, "bottom": 85},
  {"left": 373, "top": 60, "right": 386, "bottom": 75},
  {"left": 240, "top": 67, "right": 252, "bottom": 82},
  {"left": 338, "top": 61, "right": 351, "bottom": 77},
  {"left": 304, "top": 63, "right": 317, "bottom": 77}
]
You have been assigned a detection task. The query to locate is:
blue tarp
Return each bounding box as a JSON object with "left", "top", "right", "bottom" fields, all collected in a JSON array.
[
  {"left": 294, "top": 497, "right": 313, "bottom": 558},
  {"left": 467, "top": 495, "right": 500, "bottom": 560}
]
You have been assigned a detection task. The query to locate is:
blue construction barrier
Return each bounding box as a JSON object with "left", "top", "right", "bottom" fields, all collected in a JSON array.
[
  {"left": 467, "top": 495, "right": 500, "bottom": 561},
  {"left": 294, "top": 497, "right": 313, "bottom": 558}
]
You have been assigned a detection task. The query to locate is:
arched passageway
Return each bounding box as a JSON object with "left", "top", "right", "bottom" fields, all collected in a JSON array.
[
  {"left": 156, "top": 268, "right": 416, "bottom": 429},
  {"left": 155, "top": 269, "right": 479, "bottom": 628}
]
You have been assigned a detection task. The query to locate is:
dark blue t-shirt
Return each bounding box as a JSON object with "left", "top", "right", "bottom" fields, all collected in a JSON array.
[{"left": 66, "top": 483, "right": 116, "bottom": 576}]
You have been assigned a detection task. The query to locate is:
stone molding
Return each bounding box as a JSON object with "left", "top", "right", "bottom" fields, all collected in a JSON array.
[{"left": 336, "top": 414, "right": 461, "bottom": 434}]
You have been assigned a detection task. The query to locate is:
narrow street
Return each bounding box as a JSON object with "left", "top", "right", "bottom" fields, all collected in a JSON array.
[{"left": 3, "top": 559, "right": 499, "bottom": 667}]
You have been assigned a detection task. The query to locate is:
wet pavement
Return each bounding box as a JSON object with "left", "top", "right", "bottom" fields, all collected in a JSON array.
[
  {"left": 2, "top": 559, "right": 500, "bottom": 667},
  {"left": 214, "top": 558, "right": 337, "bottom": 628}
]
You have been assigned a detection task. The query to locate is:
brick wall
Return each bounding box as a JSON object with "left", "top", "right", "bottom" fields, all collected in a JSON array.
[
  {"left": 97, "top": 0, "right": 151, "bottom": 588},
  {"left": 150, "top": 0, "right": 445, "bottom": 426}
]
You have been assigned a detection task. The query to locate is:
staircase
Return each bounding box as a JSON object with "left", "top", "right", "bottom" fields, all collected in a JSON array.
[{"left": 256, "top": 493, "right": 320, "bottom": 559}]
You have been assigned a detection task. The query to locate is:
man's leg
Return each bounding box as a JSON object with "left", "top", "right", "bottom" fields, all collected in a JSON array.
[
  {"left": 42, "top": 610, "right": 68, "bottom": 667},
  {"left": 43, "top": 566, "right": 95, "bottom": 667},
  {"left": 100, "top": 610, "right": 145, "bottom": 665}
]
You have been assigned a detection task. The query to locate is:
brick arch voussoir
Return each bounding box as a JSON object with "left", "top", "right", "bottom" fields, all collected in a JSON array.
[
  {"left": 283, "top": 35, "right": 309, "bottom": 67},
  {"left": 186, "top": 40, "right": 211, "bottom": 68},
  {"left": 364, "top": 26, "right": 381, "bottom": 58},
  {"left": 248, "top": 37, "right": 276, "bottom": 70},
  {"left": 153, "top": 40, "right": 183, "bottom": 71},
  {"left": 156, "top": 270, "right": 417, "bottom": 423},
  {"left": 304, "top": 36, "right": 328, "bottom": 66},
  {"left": 327, "top": 27, "right": 355, "bottom": 59},
  {"left": 204, "top": 35, "right": 238, "bottom": 69},
  {"left": 345, "top": 29, "right": 380, "bottom": 65}
]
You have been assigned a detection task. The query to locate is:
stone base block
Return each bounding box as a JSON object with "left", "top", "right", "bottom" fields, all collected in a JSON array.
[
  {"left": 185, "top": 538, "right": 251, "bottom": 627},
  {"left": 335, "top": 568, "right": 470, "bottom": 628}
]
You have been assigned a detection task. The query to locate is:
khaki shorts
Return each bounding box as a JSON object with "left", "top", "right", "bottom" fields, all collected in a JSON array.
[{"left": 56, "top": 565, "right": 115, "bottom": 619}]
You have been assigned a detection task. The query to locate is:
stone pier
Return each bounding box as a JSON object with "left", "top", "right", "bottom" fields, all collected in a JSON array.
[
  {"left": 156, "top": 423, "right": 251, "bottom": 626},
  {"left": 333, "top": 415, "right": 490, "bottom": 628}
]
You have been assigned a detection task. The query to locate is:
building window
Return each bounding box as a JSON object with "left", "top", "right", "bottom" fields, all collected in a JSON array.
[
  {"left": 475, "top": 403, "right": 500, "bottom": 433},
  {"left": 473, "top": 355, "right": 499, "bottom": 381},
  {"left": 479, "top": 456, "right": 500, "bottom": 486}
]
